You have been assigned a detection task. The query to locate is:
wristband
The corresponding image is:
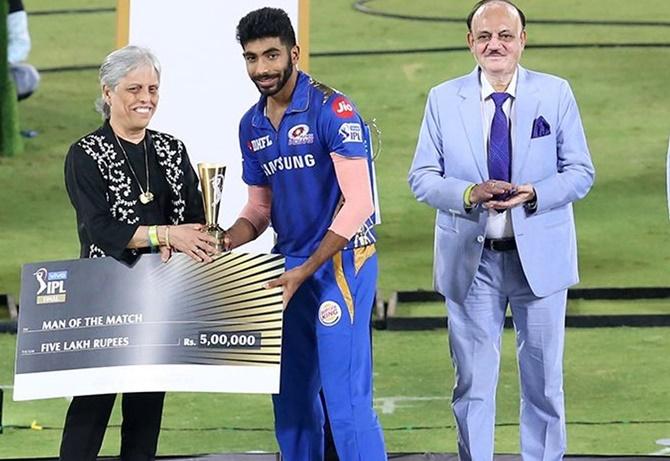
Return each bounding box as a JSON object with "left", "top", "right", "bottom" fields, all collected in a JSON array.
[
  {"left": 164, "top": 225, "right": 171, "bottom": 248},
  {"left": 463, "top": 183, "right": 477, "bottom": 208},
  {"left": 148, "top": 225, "right": 160, "bottom": 247}
]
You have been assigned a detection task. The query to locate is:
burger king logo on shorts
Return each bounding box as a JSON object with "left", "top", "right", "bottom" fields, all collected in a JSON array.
[{"left": 318, "top": 301, "right": 342, "bottom": 326}]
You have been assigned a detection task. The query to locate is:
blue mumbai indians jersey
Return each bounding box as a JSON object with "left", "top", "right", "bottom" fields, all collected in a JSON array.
[{"left": 239, "top": 71, "right": 376, "bottom": 257}]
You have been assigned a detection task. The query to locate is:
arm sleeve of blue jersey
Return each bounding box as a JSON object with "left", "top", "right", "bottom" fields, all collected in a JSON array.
[
  {"left": 239, "top": 122, "right": 269, "bottom": 186},
  {"left": 319, "top": 94, "right": 368, "bottom": 159}
]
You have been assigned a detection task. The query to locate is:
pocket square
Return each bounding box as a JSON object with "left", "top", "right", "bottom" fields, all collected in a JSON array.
[{"left": 531, "top": 115, "right": 551, "bottom": 138}]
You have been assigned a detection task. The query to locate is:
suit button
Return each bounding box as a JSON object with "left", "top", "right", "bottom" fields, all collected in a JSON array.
[{"left": 477, "top": 235, "right": 485, "bottom": 243}]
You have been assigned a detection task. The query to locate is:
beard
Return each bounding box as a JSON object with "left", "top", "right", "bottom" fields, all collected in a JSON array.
[{"left": 252, "top": 57, "right": 294, "bottom": 97}]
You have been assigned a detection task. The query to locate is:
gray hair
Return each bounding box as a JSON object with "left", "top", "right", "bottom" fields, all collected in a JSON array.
[{"left": 95, "top": 45, "right": 161, "bottom": 119}]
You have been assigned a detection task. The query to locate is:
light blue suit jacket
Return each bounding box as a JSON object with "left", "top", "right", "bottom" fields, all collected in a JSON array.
[{"left": 409, "top": 66, "right": 595, "bottom": 304}]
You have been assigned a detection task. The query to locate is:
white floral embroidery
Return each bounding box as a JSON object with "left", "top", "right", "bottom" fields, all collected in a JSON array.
[
  {"left": 78, "top": 134, "right": 139, "bottom": 224},
  {"left": 152, "top": 132, "right": 186, "bottom": 224},
  {"left": 76, "top": 129, "right": 188, "bottom": 258},
  {"left": 88, "top": 244, "right": 106, "bottom": 258}
]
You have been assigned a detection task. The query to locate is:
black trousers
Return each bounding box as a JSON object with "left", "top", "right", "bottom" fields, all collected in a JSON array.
[{"left": 59, "top": 392, "right": 165, "bottom": 461}]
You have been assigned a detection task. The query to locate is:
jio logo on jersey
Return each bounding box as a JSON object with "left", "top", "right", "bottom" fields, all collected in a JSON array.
[
  {"left": 332, "top": 96, "right": 354, "bottom": 119},
  {"left": 288, "top": 124, "right": 314, "bottom": 146}
]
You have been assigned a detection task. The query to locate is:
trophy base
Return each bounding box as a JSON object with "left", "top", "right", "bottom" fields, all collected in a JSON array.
[{"left": 205, "top": 225, "right": 226, "bottom": 252}]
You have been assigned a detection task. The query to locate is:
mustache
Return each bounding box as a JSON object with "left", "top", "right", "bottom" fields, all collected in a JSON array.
[{"left": 253, "top": 72, "right": 280, "bottom": 81}]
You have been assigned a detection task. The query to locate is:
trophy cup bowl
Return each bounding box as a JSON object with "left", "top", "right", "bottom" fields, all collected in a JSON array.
[{"left": 197, "top": 162, "right": 227, "bottom": 252}]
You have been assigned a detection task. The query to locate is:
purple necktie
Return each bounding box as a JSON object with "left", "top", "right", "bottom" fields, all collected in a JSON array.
[{"left": 488, "top": 92, "right": 511, "bottom": 184}]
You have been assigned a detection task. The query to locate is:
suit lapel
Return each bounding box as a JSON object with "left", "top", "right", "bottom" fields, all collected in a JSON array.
[
  {"left": 458, "top": 69, "right": 488, "bottom": 180},
  {"left": 512, "top": 66, "right": 540, "bottom": 182}
]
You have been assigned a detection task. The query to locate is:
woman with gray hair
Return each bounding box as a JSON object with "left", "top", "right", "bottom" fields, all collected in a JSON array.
[{"left": 60, "top": 45, "right": 218, "bottom": 461}]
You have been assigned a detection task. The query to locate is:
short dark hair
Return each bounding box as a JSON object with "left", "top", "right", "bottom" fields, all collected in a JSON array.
[
  {"left": 466, "top": 0, "right": 526, "bottom": 31},
  {"left": 236, "top": 7, "right": 297, "bottom": 49}
]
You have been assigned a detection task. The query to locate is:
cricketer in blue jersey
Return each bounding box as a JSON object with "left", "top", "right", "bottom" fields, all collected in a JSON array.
[{"left": 224, "top": 7, "right": 387, "bottom": 461}]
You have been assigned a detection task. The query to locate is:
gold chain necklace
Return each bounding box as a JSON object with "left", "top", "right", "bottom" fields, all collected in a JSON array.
[{"left": 113, "top": 132, "right": 154, "bottom": 205}]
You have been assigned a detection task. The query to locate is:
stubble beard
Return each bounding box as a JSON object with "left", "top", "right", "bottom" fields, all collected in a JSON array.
[{"left": 254, "top": 59, "right": 294, "bottom": 97}]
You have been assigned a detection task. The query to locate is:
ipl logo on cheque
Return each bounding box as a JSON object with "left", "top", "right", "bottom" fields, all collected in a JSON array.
[{"left": 34, "top": 268, "right": 68, "bottom": 304}]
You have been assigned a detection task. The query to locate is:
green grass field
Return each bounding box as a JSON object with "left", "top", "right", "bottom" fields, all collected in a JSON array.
[
  {"left": 1, "top": 0, "right": 669, "bottom": 298},
  {"left": 2, "top": 327, "right": 670, "bottom": 457},
  {"left": 1, "top": 0, "right": 669, "bottom": 457}
]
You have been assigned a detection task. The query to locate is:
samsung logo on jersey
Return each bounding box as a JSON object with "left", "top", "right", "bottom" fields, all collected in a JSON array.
[{"left": 261, "top": 154, "right": 316, "bottom": 177}]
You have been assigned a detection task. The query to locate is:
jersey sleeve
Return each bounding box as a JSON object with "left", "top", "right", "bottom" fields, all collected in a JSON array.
[
  {"left": 239, "top": 119, "right": 269, "bottom": 186},
  {"left": 318, "top": 94, "right": 368, "bottom": 159}
]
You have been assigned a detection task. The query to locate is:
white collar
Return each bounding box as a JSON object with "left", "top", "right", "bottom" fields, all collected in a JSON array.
[{"left": 480, "top": 67, "right": 518, "bottom": 100}]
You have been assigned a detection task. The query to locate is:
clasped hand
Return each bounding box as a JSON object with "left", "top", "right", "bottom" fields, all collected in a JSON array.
[
  {"left": 161, "top": 223, "right": 219, "bottom": 263},
  {"left": 469, "top": 180, "right": 535, "bottom": 209}
]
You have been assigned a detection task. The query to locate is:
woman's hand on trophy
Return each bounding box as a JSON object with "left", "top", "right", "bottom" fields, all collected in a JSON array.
[
  {"left": 168, "top": 223, "right": 220, "bottom": 263},
  {"left": 159, "top": 245, "right": 172, "bottom": 263}
]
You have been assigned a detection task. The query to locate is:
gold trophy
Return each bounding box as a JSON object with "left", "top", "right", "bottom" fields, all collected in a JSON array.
[{"left": 197, "top": 163, "right": 227, "bottom": 252}]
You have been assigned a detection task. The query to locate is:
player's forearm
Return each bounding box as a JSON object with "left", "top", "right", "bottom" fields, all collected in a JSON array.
[
  {"left": 225, "top": 218, "right": 259, "bottom": 250},
  {"left": 225, "top": 186, "right": 272, "bottom": 250},
  {"left": 329, "top": 154, "right": 374, "bottom": 238},
  {"left": 263, "top": 230, "right": 349, "bottom": 305},
  {"left": 298, "top": 230, "right": 349, "bottom": 277},
  {"left": 296, "top": 155, "right": 371, "bottom": 276}
]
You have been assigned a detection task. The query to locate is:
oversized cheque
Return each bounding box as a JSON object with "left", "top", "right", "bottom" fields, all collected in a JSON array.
[{"left": 14, "top": 252, "right": 284, "bottom": 400}]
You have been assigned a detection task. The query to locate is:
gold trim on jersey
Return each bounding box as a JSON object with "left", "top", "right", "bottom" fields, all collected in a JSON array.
[
  {"left": 354, "top": 244, "right": 376, "bottom": 275},
  {"left": 309, "top": 78, "right": 335, "bottom": 105},
  {"left": 333, "top": 252, "right": 354, "bottom": 324}
]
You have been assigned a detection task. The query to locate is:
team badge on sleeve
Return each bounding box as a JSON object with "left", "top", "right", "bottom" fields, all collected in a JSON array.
[
  {"left": 318, "top": 301, "right": 342, "bottom": 326},
  {"left": 331, "top": 96, "right": 355, "bottom": 119},
  {"left": 339, "top": 123, "right": 363, "bottom": 143}
]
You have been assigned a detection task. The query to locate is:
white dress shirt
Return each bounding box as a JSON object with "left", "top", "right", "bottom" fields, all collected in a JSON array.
[{"left": 480, "top": 69, "right": 518, "bottom": 239}]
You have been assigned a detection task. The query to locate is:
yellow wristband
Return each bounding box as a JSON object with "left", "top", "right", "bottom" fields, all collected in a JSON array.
[
  {"left": 164, "top": 225, "right": 171, "bottom": 248},
  {"left": 463, "top": 184, "right": 477, "bottom": 208},
  {"left": 148, "top": 225, "right": 160, "bottom": 247}
]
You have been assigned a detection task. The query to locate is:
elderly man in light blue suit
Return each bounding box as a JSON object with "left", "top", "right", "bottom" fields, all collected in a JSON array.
[{"left": 408, "top": 1, "right": 594, "bottom": 460}]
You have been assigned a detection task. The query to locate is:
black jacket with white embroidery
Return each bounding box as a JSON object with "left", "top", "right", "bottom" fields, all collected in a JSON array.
[{"left": 64, "top": 120, "right": 204, "bottom": 264}]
